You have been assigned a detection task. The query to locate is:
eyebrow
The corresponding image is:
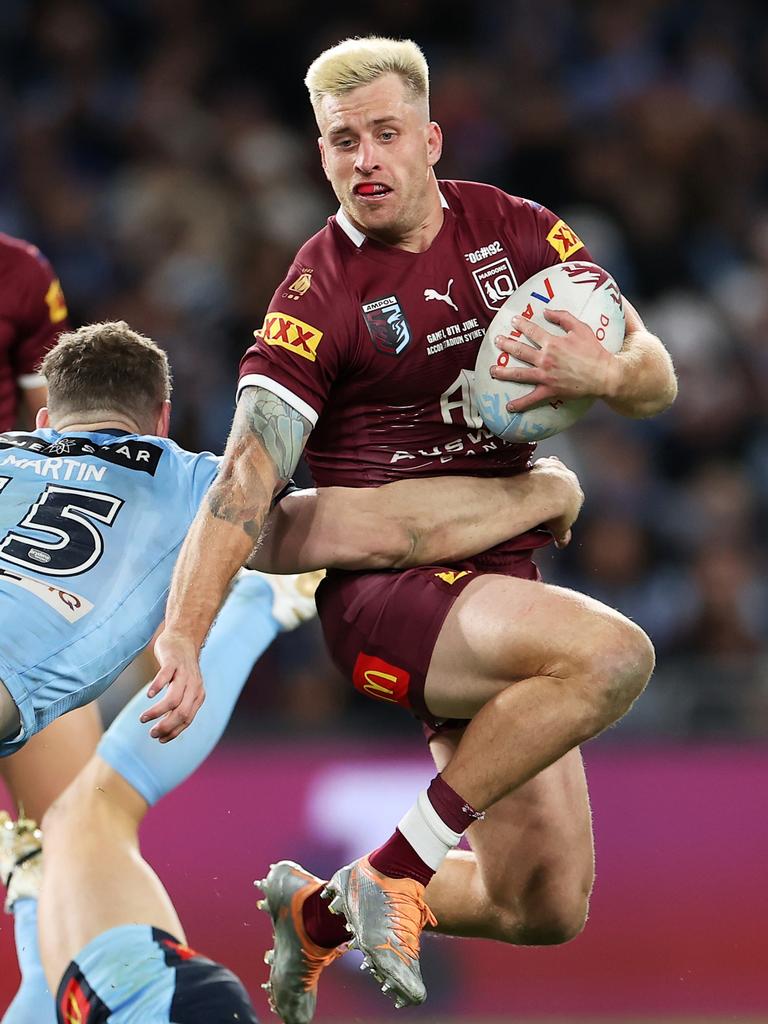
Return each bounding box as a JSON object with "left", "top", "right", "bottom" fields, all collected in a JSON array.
[{"left": 328, "top": 116, "right": 403, "bottom": 138}]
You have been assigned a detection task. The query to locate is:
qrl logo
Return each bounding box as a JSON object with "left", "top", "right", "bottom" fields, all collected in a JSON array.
[
  {"left": 259, "top": 312, "right": 323, "bottom": 362},
  {"left": 352, "top": 652, "right": 410, "bottom": 706}
]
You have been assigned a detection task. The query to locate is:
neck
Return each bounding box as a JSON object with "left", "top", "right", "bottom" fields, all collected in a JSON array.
[{"left": 50, "top": 415, "right": 144, "bottom": 435}]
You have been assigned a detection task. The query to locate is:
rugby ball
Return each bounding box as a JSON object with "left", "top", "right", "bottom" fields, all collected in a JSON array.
[{"left": 472, "top": 261, "right": 625, "bottom": 441}]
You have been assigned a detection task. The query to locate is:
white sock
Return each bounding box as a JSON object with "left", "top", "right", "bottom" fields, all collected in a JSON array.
[{"left": 397, "top": 789, "right": 464, "bottom": 871}]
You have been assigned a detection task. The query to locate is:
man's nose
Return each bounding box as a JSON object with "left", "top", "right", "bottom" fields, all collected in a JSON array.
[{"left": 354, "top": 138, "right": 379, "bottom": 174}]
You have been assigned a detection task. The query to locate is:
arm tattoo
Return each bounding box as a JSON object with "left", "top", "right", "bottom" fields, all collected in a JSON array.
[
  {"left": 242, "top": 387, "right": 311, "bottom": 482},
  {"left": 207, "top": 387, "right": 311, "bottom": 541}
]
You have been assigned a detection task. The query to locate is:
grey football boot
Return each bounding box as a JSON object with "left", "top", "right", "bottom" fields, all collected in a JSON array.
[
  {"left": 322, "top": 855, "right": 437, "bottom": 1009},
  {"left": 255, "top": 860, "right": 345, "bottom": 1024}
]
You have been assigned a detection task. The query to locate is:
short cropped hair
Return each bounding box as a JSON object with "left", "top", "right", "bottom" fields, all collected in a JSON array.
[
  {"left": 305, "top": 36, "right": 429, "bottom": 116},
  {"left": 40, "top": 321, "right": 171, "bottom": 425}
]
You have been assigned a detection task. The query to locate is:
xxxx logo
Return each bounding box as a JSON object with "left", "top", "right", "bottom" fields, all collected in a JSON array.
[
  {"left": 546, "top": 219, "right": 584, "bottom": 261},
  {"left": 45, "top": 278, "right": 68, "bottom": 324},
  {"left": 259, "top": 312, "right": 323, "bottom": 362},
  {"left": 434, "top": 570, "right": 471, "bottom": 585}
]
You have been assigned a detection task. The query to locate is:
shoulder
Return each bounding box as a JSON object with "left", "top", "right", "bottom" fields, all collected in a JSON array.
[
  {"left": 440, "top": 179, "right": 535, "bottom": 219},
  {"left": 442, "top": 179, "right": 564, "bottom": 231},
  {"left": 0, "top": 232, "right": 53, "bottom": 280}
]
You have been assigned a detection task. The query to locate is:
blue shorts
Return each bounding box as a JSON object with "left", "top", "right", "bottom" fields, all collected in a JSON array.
[{"left": 55, "top": 925, "right": 258, "bottom": 1024}]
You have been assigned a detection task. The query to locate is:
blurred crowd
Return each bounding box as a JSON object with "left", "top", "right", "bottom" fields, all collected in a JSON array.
[{"left": 2, "top": 0, "right": 766, "bottom": 739}]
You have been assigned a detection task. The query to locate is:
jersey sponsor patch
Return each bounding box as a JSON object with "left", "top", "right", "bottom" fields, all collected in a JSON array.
[
  {"left": 352, "top": 652, "right": 410, "bottom": 705},
  {"left": 260, "top": 312, "right": 323, "bottom": 362},
  {"left": 0, "top": 567, "right": 93, "bottom": 621},
  {"left": 471, "top": 257, "right": 518, "bottom": 311},
  {"left": 282, "top": 268, "right": 313, "bottom": 301},
  {"left": 0, "top": 434, "right": 163, "bottom": 476},
  {"left": 545, "top": 219, "right": 584, "bottom": 261},
  {"left": 361, "top": 295, "right": 411, "bottom": 356},
  {"left": 44, "top": 278, "right": 68, "bottom": 324}
]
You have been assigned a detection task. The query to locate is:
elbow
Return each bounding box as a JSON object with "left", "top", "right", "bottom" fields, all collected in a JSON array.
[
  {"left": 641, "top": 373, "right": 678, "bottom": 419},
  {"left": 336, "top": 519, "right": 419, "bottom": 571},
  {"left": 387, "top": 524, "right": 420, "bottom": 569}
]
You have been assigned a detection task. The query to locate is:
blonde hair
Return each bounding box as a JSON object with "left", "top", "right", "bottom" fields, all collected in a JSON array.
[{"left": 305, "top": 36, "right": 429, "bottom": 116}]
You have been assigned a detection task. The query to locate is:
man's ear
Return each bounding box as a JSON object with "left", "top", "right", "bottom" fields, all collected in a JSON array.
[
  {"left": 155, "top": 400, "right": 172, "bottom": 438},
  {"left": 35, "top": 407, "right": 50, "bottom": 429},
  {"left": 318, "top": 137, "right": 331, "bottom": 181}
]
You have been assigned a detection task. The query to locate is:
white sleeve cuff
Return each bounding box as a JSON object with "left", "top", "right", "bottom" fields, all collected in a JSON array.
[{"left": 236, "top": 374, "right": 319, "bottom": 427}]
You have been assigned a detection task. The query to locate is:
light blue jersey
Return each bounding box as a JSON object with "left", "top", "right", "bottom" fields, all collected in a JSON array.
[{"left": 0, "top": 428, "right": 219, "bottom": 754}]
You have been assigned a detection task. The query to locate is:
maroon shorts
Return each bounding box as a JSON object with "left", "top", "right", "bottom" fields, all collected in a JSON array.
[{"left": 316, "top": 552, "right": 541, "bottom": 731}]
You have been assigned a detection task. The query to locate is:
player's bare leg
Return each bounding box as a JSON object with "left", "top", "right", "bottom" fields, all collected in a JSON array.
[
  {"left": 424, "top": 738, "right": 594, "bottom": 943},
  {"left": 424, "top": 576, "right": 653, "bottom": 803},
  {"left": 324, "top": 575, "right": 653, "bottom": 1007},
  {"left": 0, "top": 703, "right": 103, "bottom": 1024},
  {"left": 37, "top": 754, "right": 185, "bottom": 992},
  {"left": 0, "top": 702, "right": 102, "bottom": 821}
]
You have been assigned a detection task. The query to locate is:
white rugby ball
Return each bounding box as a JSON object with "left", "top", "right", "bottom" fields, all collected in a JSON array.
[{"left": 472, "top": 261, "right": 625, "bottom": 441}]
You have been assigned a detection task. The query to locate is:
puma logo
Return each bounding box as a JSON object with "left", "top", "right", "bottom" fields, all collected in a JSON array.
[{"left": 424, "top": 279, "right": 458, "bottom": 312}]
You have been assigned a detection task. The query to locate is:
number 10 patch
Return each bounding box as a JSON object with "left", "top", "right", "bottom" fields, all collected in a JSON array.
[{"left": 471, "top": 257, "right": 518, "bottom": 311}]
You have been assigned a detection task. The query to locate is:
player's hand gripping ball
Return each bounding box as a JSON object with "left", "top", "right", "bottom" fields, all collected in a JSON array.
[{"left": 472, "top": 262, "right": 625, "bottom": 441}]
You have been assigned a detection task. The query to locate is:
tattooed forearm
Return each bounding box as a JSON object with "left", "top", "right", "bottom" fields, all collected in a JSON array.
[
  {"left": 205, "top": 386, "right": 312, "bottom": 542},
  {"left": 207, "top": 476, "right": 270, "bottom": 539},
  {"left": 242, "top": 387, "right": 311, "bottom": 483}
]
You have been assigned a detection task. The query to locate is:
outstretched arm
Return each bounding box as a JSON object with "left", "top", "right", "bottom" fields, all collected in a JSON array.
[
  {"left": 144, "top": 386, "right": 311, "bottom": 741},
  {"left": 251, "top": 456, "right": 584, "bottom": 573}
]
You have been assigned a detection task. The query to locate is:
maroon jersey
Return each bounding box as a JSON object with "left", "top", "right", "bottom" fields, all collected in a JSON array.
[
  {"left": 239, "top": 180, "right": 591, "bottom": 553},
  {"left": 0, "top": 233, "right": 69, "bottom": 429}
]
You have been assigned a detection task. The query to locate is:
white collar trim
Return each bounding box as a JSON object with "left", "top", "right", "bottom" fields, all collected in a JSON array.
[{"left": 334, "top": 189, "right": 450, "bottom": 249}]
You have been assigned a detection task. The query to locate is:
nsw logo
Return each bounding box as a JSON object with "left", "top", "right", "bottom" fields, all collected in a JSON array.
[
  {"left": 361, "top": 294, "right": 411, "bottom": 356},
  {"left": 471, "top": 257, "right": 518, "bottom": 311}
]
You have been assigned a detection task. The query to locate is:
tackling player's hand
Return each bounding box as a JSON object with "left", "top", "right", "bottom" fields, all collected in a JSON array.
[
  {"left": 492, "top": 309, "right": 619, "bottom": 413},
  {"left": 529, "top": 455, "right": 584, "bottom": 548},
  {"left": 141, "top": 630, "right": 206, "bottom": 742}
]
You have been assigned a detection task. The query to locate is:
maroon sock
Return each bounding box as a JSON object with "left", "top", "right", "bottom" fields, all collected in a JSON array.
[
  {"left": 301, "top": 887, "right": 351, "bottom": 949},
  {"left": 426, "top": 773, "right": 484, "bottom": 833},
  {"left": 368, "top": 828, "right": 435, "bottom": 887},
  {"left": 368, "top": 774, "right": 483, "bottom": 888}
]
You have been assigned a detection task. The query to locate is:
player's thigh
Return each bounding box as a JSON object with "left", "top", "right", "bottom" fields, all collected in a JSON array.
[
  {"left": 424, "top": 573, "right": 648, "bottom": 719},
  {"left": 0, "top": 702, "right": 103, "bottom": 821},
  {"left": 426, "top": 730, "right": 594, "bottom": 942}
]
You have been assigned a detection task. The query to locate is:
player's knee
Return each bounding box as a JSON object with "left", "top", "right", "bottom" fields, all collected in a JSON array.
[
  {"left": 491, "top": 885, "right": 589, "bottom": 946},
  {"left": 600, "top": 619, "right": 655, "bottom": 715},
  {"left": 578, "top": 617, "right": 655, "bottom": 729},
  {"left": 515, "top": 893, "right": 589, "bottom": 945}
]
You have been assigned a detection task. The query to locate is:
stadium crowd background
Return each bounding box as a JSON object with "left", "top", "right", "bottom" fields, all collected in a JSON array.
[{"left": 1, "top": 0, "right": 766, "bottom": 742}]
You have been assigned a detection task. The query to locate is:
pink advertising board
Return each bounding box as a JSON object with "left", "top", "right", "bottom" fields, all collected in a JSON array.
[{"left": 1, "top": 741, "right": 766, "bottom": 1020}]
